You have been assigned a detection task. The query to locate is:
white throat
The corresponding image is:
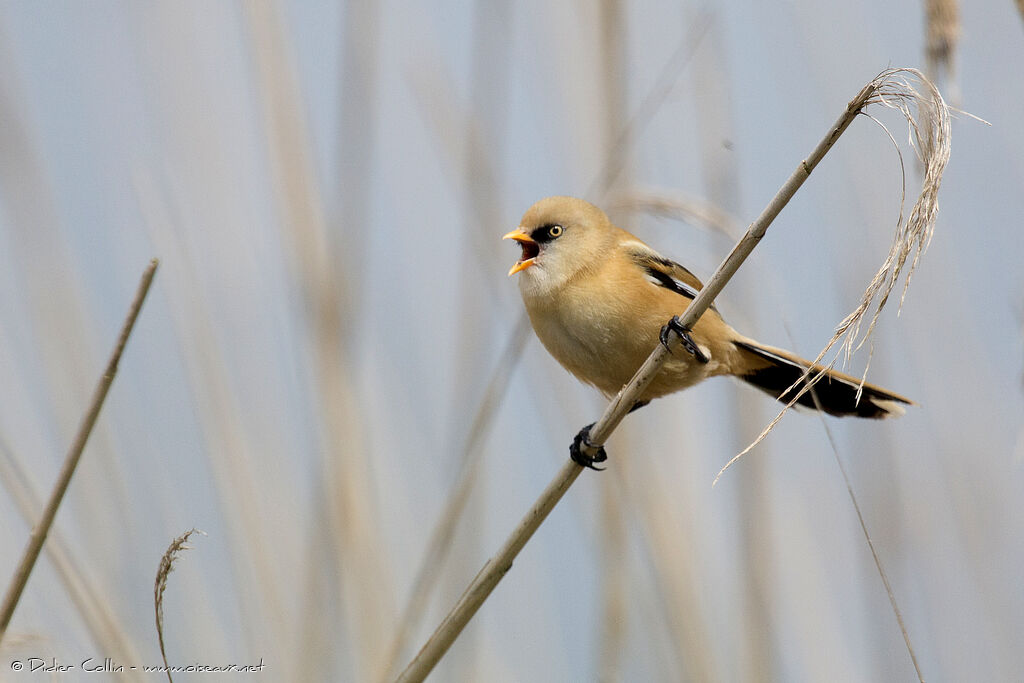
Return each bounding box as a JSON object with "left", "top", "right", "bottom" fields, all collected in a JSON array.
[{"left": 516, "top": 260, "right": 570, "bottom": 301}]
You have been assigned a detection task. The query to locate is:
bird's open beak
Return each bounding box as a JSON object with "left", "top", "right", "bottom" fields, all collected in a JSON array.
[{"left": 503, "top": 228, "right": 539, "bottom": 276}]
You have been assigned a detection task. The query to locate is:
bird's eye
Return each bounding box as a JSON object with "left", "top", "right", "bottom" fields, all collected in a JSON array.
[{"left": 548, "top": 225, "right": 563, "bottom": 238}]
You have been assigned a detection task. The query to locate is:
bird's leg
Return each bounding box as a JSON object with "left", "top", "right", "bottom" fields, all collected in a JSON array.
[
  {"left": 570, "top": 423, "right": 608, "bottom": 471},
  {"left": 660, "top": 315, "right": 709, "bottom": 364}
]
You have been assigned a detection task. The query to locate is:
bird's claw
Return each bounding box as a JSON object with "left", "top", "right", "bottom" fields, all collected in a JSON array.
[
  {"left": 570, "top": 423, "right": 607, "bottom": 471},
  {"left": 660, "top": 315, "right": 709, "bottom": 364}
]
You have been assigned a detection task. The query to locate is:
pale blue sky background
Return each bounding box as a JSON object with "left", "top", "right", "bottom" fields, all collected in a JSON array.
[{"left": 0, "top": 2, "right": 1021, "bottom": 681}]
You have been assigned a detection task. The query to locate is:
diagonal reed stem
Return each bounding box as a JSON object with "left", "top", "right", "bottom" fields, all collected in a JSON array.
[
  {"left": 0, "top": 259, "right": 158, "bottom": 645},
  {"left": 380, "top": 316, "right": 531, "bottom": 680},
  {"left": 395, "top": 80, "right": 883, "bottom": 682},
  {"left": 807, "top": 389, "right": 924, "bottom": 682}
]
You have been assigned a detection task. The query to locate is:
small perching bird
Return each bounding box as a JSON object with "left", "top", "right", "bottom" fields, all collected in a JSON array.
[{"left": 504, "top": 196, "right": 912, "bottom": 468}]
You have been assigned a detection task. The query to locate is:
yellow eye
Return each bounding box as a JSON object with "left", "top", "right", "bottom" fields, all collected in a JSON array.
[{"left": 548, "top": 225, "right": 563, "bottom": 238}]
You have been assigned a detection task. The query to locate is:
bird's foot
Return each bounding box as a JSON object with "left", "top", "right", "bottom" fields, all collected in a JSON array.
[
  {"left": 660, "top": 315, "right": 709, "bottom": 364},
  {"left": 570, "top": 423, "right": 608, "bottom": 471}
]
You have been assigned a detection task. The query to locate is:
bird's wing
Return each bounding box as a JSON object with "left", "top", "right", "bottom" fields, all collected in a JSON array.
[{"left": 624, "top": 242, "right": 707, "bottom": 303}]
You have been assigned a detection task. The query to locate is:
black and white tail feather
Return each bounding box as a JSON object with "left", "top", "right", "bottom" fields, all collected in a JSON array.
[
  {"left": 627, "top": 240, "right": 909, "bottom": 418},
  {"left": 733, "top": 339, "right": 910, "bottom": 418}
]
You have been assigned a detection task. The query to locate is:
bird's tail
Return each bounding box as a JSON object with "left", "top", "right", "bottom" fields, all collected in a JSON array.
[{"left": 732, "top": 340, "right": 912, "bottom": 418}]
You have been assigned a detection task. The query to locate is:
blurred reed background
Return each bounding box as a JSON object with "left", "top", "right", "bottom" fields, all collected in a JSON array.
[{"left": 0, "top": 1, "right": 1022, "bottom": 681}]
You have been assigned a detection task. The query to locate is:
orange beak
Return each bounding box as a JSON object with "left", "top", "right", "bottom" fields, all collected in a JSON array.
[{"left": 503, "top": 228, "right": 539, "bottom": 276}]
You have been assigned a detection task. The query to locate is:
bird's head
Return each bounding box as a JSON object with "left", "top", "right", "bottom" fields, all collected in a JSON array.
[{"left": 503, "top": 196, "right": 616, "bottom": 297}]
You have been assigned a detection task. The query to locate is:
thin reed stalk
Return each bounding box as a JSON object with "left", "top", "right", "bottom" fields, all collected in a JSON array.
[
  {"left": 807, "top": 390, "right": 924, "bottom": 682},
  {"left": 690, "top": 27, "right": 776, "bottom": 680},
  {"left": 587, "top": 11, "right": 712, "bottom": 198},
  {"left": 380, "top": 317, "right": 530, "bottom": 680},
  {"left": 714, "top": 68, "right": 950, "bottom": 484},
  {"left": 0, "top": 260, "right": 158, "bottom": 644},
  {"left": 925, "top": 0, "right": 960, "bottom": 104},
  {"left": 0, "top": 438, "right": 146, "bottom": 680},
  {"left": 244, "top": 3, "right": 393, "bottom": 678},
  {"left": 619, "top": 454, "right": 718, "bottom": 681},
  {"left": 397, "top": 69, "right": 941, "bottom": 682},
  {"left": 595, "top": 1, "right": 632, "bottom": 678},
  {"left": 391, "top": 16, "right": 713, "bottom": 675}
]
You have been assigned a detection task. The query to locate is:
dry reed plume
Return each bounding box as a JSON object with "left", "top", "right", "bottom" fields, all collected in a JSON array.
[
  {"left": 153, "top": 529, "right": 203, "bottom": 683},
  {"left": 398, "top": 68, "right": 951, "bottom": 682},
  {"left": 714, "top": 68, "right": 951, "bottom": 485}
]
